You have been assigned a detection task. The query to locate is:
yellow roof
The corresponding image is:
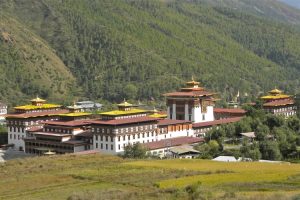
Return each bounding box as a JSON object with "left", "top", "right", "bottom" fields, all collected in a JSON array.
[
  {"left": 261, "top": 95, "right": 290, "bottom": 100},
  {"left": 67, "top": 105, "right": 81, "bottom": 110},
  {"left": 100, "top": 109, "right": 148, "bottom": 116},
  {"left": 117, "top": 101, "right": 133, "bottom": 107},
  {"left": 269, "top": 88, "right": 282, "bottom": 94},
  {"left": 14, "top": 104, "right": 61, "bottom": 110},
  {"left": 30, "top": 96, "right": 46, "bottom": 102},
  {"left": 149, "top": 113, "right": 167, "bottom": 118},
  {"left": 58, "top": 112, "right": 92, "bottom": 117}
]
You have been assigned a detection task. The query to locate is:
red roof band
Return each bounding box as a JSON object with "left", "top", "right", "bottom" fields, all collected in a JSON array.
[
  {"left": 192, "top": 117, "right": 242, "bottom": 128},
  {"left": 143, "top": 136, "right": 204, "bottom": 150}
]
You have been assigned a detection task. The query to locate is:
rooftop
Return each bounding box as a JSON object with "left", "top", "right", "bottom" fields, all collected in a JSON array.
[
  {"left": 214, "top": 108, "right": 246, "bottom": 114},
  {"left": 240, "top": 132, "right": 256, "bottom": 138},
  {"left": 14, "top": 104, "right": 61, "bottom": 111},
  {"left": 45, "top": 120, "right": 91, "bottom": 127},
  {"left": 192, "top": 117, "right": 242, "bottom": 128},
  {"left": 170, "top": 146, "right": 200, "bottom": 155},
  {"left": 263, "top": 99, "right": 295, "bottom": 107},
  {"left": 99, "top": 108, "right": 148, "bottom": 116},
  {"left": 58, "top": 112, "right": 92, "bottom": 117},
  {"left": 143, "top": 137, "right": 204, "bottom": 150},
  {"left": 117, "top": 101, "right": 133, "bottom": 107},
  {"left": 261, "top": 88, "right": 291, "bottom": 100},
  {"left": 149, "top": 113, "right": 167, "bottom": 118},
  {"left": 6, "top": 109, "right": 69, "bottom": 119},
  {"left": 30, "top": 96, "right": 46, "bottom": 102},
  {"left": 164, "top": 90, "right": 215, "bottom": 98},
  {"left": 90, "top": 116, "right": 159, "bottom": 126}
]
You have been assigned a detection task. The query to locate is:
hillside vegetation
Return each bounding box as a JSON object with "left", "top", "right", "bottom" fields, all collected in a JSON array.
[
  {"left": 0, "top": 154, "right": 299, "bottom": 200},
  {"left": 1, "top": 0, "right": 300, "bottom": 104},
  {"left": 0, "top": 13, "right": 76, "bottom": 106}
]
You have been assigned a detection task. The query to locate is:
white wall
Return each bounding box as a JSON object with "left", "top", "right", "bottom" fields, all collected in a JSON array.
[{"left": 93, "top": 128, "right": 194, "bottom": 155}]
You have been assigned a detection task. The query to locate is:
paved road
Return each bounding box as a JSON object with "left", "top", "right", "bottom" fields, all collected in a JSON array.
[{"left": 0, "top": 149, "right": 33, "bottom": 163}]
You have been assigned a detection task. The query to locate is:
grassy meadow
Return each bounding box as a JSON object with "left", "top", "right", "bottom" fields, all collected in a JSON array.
[{"left": 0, "top": 154, "right": 300, "bottom": 200}]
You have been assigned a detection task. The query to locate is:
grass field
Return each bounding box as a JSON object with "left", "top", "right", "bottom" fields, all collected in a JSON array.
[{"left": 0, "top": 154, "right": 300, "bottom": 200}]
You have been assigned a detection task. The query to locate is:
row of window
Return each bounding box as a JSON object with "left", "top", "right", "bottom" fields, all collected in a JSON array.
[
  {"left": 92, "top": 124, "right": 156, "bottom": 134},
  {"left": 94, "top": 131, "right": 158, "bottom": 142},
  {"left": 9, "top": 127, "right": 25, "bottom": 133},
  {"left": 8, "top": 118, "right": 58, "bottom": 126},
  {"left": 26, "top": 142, "right": 73, "bottom": 150},
  {"left": 9, "top": 133, "right": 24, "bottom": 140},
  {"left": 43, "top": 127, "right": 72, "bottom": 134}
]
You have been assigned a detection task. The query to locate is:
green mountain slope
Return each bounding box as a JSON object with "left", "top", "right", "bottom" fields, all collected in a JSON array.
[
  {"left": 1, "top": 0, "right": 300, "bottom": 104},
  {"left": 0, "top": 14, "right": 76, "bottom": 106},
  {"left": 200, "top": 0, "right": 300, "bottom": 25}
]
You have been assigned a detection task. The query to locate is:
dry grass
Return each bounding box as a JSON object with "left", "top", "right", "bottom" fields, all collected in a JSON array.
[{"left": 1, "top": 155, "right": 300, "bottom": 199}]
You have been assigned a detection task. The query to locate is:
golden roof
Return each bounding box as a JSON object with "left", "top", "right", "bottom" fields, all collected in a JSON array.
[
  {"left": 30, "top": 96, "right": 46, "bottom": 102},
  {"left": 14, "top": 104, "right": 61, "bottom": 110},
  {"left": 117, "top": 100, "right": 133, "bottom": 107},
  {"left": 261, "top": 88, "right": 290, "bottom": 100},
  {"left": 58, "top": 112, "right": 92, "bottom": 117},
  {"left": 186, "top": 76, "right": 200, "bottom": 86},
  {"left": 149, "top": 113, "right": 167, "bottom": 118},
  {"left": 269, "top": 88, "right": 282, "bottom": 95},
  {"left": 100, "top": 109, "right": 148, "bottom": 116}
]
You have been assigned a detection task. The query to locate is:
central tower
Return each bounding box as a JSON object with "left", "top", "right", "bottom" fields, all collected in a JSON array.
[{"left": 164, "top": 78, "right": 216, "bottom": 123}]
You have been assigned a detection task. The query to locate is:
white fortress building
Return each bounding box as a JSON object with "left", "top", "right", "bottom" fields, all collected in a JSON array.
[
  {"left": 164, "top": 78, "right": 216, "bottom": 123},
  {"left": 6, "top": 97, "right": 67, "bottom": 151}
]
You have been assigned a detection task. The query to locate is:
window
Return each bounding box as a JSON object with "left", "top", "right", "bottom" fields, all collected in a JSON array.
[
  {"left": 123, "top": 135, "right": 126, "bottom": 141},
  {"left": 118, "top": 136, "right": 121, "bottom": 141},
  {"left": 101, "top": 143, "right": 103, "bottom": 149},
  {"left": 133, "top": 134, "right": 135, "bottom": 139},
  {"left": 111, "top": 145, "right": 113, "bottom": 150},
  {"left": 106, "top": 144, "right": 108, "bottom": 150},
  {"left": 118, "top": 144, "right": 120, "bottom": 150},
  {"left": 106, "top": 136, "right": 108, "bottom": 142},
  {"left": 95, "top": 135, "right": 98, "bottom": 141},
  {"left": 111, "top": 137, "right": 113, "bottom": 142},
  {"left": 96, "top": 143, "right": 98, "bottom": 148}
]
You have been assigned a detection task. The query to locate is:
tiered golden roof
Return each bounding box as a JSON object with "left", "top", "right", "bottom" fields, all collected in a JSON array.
[{"left": 261, "top": 88, "right": 290, "bottom": 100}]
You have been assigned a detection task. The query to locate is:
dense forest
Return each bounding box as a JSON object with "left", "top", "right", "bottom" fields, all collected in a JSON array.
[{"left": 1, "top": 0, "right": 300, "bottom": 106}]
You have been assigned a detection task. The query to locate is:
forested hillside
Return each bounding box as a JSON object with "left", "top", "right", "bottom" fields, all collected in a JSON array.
[
  {"left": 0, "top": 13, "right": 76, "bottom": 106},
  {"left": 1, "top": 0, "right": 300, "bottom": 105}
]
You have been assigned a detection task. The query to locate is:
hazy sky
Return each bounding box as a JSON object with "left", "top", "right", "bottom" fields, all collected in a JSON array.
[{"left": 279, "top": 0, "right": 300, "bottom": 9}]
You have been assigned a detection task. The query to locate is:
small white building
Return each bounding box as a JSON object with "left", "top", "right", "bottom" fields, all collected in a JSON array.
[{"left": 76, "top": 101, "right": 102, "bottom": 112}]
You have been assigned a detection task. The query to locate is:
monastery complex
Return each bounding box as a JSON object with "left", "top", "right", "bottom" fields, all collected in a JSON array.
[{"left": 2, "top": 79, "right": 297, "bottom": 155}]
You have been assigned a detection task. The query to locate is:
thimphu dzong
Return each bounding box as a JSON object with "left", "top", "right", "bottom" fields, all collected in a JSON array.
[
  {"left": 5, "top": 78, "right": 248, "bottom": 154},
  {"left": 260, "top": 88, "right": 297, "bottom": 117}
]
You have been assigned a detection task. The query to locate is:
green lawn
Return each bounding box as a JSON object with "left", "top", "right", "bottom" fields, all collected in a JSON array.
[{"left": 0, "top": 154, "right": 300, "bottom": 200}]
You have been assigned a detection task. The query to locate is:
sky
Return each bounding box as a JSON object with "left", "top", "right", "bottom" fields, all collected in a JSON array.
[{"left": 279, "top": 0, "right": 300, "bottom": 9}]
